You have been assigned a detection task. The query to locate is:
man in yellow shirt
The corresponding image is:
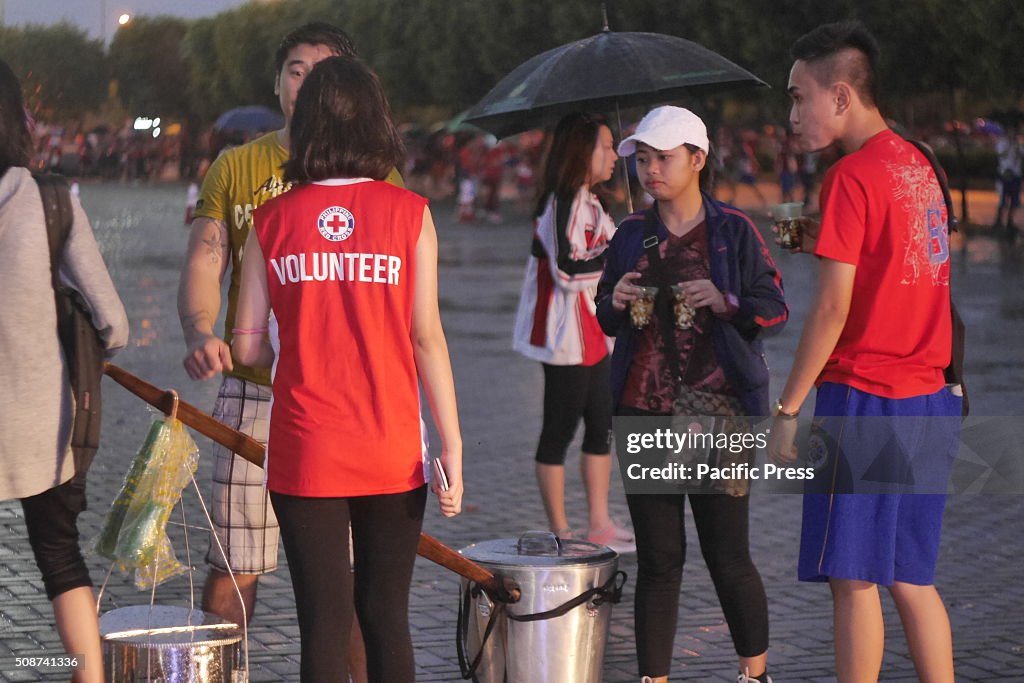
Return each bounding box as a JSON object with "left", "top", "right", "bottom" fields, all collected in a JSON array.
[{"left": 178, "top": 23, "right": 400, "bottom": 679}]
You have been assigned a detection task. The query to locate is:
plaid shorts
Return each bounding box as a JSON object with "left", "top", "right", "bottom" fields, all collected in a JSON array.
[{"left": 205, "top": 377, "right": 279, "bottom": 574}]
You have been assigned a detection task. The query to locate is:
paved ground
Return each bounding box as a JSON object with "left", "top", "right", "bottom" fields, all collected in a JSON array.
[{"left": 1, "top": 181, "right": 1022, "bottom": 681}]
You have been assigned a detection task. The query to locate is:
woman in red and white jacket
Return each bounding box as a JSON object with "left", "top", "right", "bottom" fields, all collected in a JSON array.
[{"left": 512, "top": 112, "right": 633, "bottom": 552}]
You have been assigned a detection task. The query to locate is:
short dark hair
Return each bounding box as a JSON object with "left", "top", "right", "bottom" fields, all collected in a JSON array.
[
  {"left": 535, "top": 112, "right": 610, "bottom": 217},
  {"left": 274, "top": 22, "right": 356, "bottom": 75},
  {"left": 791, "top": 21, "right": 881, "bottom": 107},
  {"left": 284, "top": 56, "right": 404, "bottom": 183},
  {"left": 0, "top": 59, "right": 31, "bottom": 176}
]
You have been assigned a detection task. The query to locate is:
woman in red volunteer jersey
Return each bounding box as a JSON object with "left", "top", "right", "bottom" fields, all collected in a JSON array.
[{"left": 233, "top": 56, "right": 462, "bottom": 683}]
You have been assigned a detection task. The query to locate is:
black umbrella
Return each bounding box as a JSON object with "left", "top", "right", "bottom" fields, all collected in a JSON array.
[
  {"left": 986, "top": 109, "right": 1024, "bottom": 128},
  {"left": 463, "top": 27, "right": 767, "bottom": 139}
]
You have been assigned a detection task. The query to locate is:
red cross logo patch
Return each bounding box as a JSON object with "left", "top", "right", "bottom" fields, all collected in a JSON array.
[{"left": 318, "top": 206, "right": 355, "bottom": 242}]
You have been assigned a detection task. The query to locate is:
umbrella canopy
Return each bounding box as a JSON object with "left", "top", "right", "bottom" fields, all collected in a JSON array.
[
  {"left": 214, "top": 105, "right": 284, "bottom": 133},
  {"left": 443, "top": 109, "right": 488, "bottom": 134},
  {"left": 464, "top": 29, "right": 767, "bottom": 138},
  {"left": 975, "top": 118, "right": 1005, "bottom": 136},
  {"left": 986, "top": 109, "right": 1024, "bottom": 128}
]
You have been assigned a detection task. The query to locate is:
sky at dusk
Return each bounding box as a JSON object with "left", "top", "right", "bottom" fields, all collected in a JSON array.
[{"left": 2, "top": 0, "right": 252, "bottom": 39}]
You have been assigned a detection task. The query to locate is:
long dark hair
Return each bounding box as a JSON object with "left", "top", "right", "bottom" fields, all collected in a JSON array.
[
  {"left": 0, "top": 59, "right": 31, "bottom": 176},
  {"left": 283, "top": 56, "right": 404, "bottom": 183},
  {"left": 534, "top": 112, "right": 609, "bottom": 217}
]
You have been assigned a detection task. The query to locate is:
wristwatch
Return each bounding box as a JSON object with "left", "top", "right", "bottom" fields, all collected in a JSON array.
[{"left": 773, "top": 398, "right": 799, "bottom": 419}]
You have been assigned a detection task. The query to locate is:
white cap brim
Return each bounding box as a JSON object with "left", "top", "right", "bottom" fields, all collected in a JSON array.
[
  {"left": 616, "top": 105, "right": 710, "bottom": 156},
  {"left": 618, "top": 132, "right": 709, "bottom": 156}
]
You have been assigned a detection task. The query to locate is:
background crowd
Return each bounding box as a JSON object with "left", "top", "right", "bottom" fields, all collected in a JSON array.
[{"left": 1, "top": 0, "right": 1021, "bottom": 233}]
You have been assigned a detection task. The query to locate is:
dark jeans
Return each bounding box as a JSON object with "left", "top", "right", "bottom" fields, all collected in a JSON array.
[
  {"left": 271, "top": 485, "right": 427, "bottom": 683},
  {"left": 626, "top": 492, "right": 770, "bottom": 675},
  {"left": 20, "top": 478, "right": 92, "bottom": 600},
  {"left": 998, "top": 173, "right": 1021, "bottom": 211}
]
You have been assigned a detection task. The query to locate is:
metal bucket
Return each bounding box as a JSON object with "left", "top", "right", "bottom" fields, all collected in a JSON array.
[
  {"left": 100, "top": 605, "right": 243, "bottom": 682},
  {"left": 458, "top": 531, "right": 624, "bottom": 683}
]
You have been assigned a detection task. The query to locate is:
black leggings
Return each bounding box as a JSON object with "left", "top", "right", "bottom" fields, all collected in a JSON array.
[
  {"left": 270, "top": 485, "right": 427, "bottom": 683},
  {"left": 627, "top": 492, "right": 769, "bottom": 675},
  {"left": 536, "top": 356, "right": 613, "bottom": 464},
  {"left": 21, "top": 478, "right": 92, "bottom": 600}
]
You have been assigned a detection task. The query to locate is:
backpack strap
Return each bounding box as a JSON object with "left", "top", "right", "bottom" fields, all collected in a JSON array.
[
  {"left": 906, "top": 140, "right": 959, "bottom": 233},
  {"left": 641, "top": 213, "right": 690, "bottom": 389},
  {"left": 905, "top": 140, "right": 969, "bottom": 415},
  {"left": 33, "top": 173, "right": 74, "bottom": 289}
]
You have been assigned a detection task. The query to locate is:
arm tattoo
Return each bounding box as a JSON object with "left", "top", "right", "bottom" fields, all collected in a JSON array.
[
  {"left": 181, "top": 310, "right": 212, "bottom": 334},
  {"left": 201, "top": 220, "right": 229, "bottom": 266}
]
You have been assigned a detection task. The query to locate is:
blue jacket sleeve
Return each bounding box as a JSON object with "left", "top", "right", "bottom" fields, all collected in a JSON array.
[
  {"left": 730, "top": 221, "right": 788, "bottom": 338},
  {"left": 596, "top": 229, "right": 628, "bottom": 336}
]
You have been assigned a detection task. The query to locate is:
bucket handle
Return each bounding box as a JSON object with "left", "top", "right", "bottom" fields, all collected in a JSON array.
[
  {"left": 456, "top": 583, "right": 505, "bottom": 680},
  {"left": 507, "top": 570, "right": 627, "bottom": 623},
  {"left": 455, "top": 571, "right": 628, "bottom": 679}
]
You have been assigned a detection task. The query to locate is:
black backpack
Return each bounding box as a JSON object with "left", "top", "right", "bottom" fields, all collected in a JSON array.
[{"left": 35, "top": 173, "right": 105, "bottom": 482}]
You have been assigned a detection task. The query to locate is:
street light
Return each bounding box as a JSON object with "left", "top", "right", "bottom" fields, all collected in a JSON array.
[{"left": 118, "top": 13, "right": 131, "bottom": 26}]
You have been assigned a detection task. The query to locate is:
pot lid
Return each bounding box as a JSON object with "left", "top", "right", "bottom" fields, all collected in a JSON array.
[{"left": 460, "top": 530, "right": 617, "bottom": 567}]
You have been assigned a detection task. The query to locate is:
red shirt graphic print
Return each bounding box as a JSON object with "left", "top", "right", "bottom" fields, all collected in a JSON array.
[{"left": 813, "top": 130, "right": 952, "bottom": 399}]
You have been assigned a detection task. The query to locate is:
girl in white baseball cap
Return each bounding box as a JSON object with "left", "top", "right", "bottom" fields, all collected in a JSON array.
[{"left": 595, "top": 105, "right": 787, "bottom": 683}]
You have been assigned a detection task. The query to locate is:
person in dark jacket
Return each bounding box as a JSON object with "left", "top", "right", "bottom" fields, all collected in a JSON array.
[{"left": 595, "top": 106, "right": 786, "bottom": 683}]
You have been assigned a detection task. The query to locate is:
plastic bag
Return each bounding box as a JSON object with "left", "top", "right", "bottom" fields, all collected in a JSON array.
[{"left": 93, "top": 415, "right": 199, "bottom": 589}]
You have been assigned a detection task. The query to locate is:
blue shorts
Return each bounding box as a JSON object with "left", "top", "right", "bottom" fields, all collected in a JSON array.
[
  {"left": 798, "top": 383, "right": 962, "bottom": 586},
  {"left": 780, "top": 170, "right": 797, "bottom": 195}
]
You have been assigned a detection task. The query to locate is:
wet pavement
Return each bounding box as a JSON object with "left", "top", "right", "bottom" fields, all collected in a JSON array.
[{"left": 1, "top": 181, "right": 1022, "bottom": 681}]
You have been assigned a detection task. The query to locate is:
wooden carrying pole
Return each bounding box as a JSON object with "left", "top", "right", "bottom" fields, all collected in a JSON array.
[{"left": 103, "top": 363, "right": 519, "bottom": 603}]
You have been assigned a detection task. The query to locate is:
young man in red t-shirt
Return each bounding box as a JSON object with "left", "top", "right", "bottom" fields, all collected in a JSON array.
[{"left": 767, "top": 22, "right": 961, "bottom": 682}]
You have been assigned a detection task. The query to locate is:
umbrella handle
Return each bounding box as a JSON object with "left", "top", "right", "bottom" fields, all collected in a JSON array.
[{"left": 615, "top": 102, "right": 634, "bottom": 214}]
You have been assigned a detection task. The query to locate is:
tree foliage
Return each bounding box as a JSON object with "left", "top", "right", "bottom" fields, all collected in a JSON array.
[
  {"left": 0, "top": 1, "right": 1018, "bottom": 124},
  {"left": 0, "top": 22, "right": 107, "bottom": 121},
  {"left": 108, "top": 16, "right": 191, "bottom": 117}
]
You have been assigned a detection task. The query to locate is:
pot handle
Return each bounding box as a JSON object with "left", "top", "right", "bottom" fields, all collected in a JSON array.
[
  {"left": 507, "top": 570, "right": 628, "bottom": 623},
  {"left": 516, "top": 530, "right": 562, "bottom": 555}
]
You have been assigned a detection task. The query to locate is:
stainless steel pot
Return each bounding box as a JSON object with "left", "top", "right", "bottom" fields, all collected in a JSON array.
[
  {"left": 458, "top": 531, "right": 624, "bottom": 683},
  {"left": 100, "top": 605, "right": 243, "bottom": 682}
]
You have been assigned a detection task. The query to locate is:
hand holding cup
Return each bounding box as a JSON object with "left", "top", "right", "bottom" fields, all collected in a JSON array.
[
  {"left": 771, "top": 202, "right": 804, "bottom": 250},
  {"left": 670, "top": 284, "right": 696, "bottom": 329},
  {"left": 677, "top": 279, "right": 726, "bottom": 315},
  {"left": 630, "top": 286, "right": 659, "bottom": 328},
  {"left": 771, "top": 203, "right": 820, "bottom": 253},
  {"left": 611, "top": 272, "right": 642, "bottom": 311}
]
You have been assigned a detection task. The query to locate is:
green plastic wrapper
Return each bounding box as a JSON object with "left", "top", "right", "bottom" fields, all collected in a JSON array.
[{"left": 92, "top": 416, "right": 199, "bottom": 589}]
